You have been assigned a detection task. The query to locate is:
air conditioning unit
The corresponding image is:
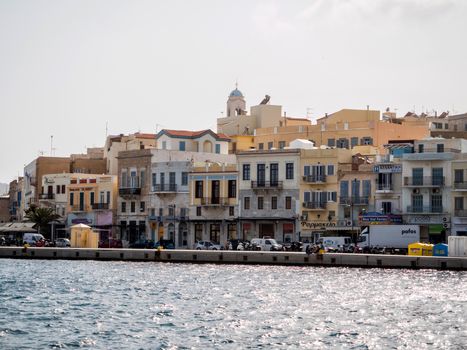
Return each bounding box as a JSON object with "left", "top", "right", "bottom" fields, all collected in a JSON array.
[
  {"left": 442, "top": 217, "right": 449, "bottom": 222},
  {"left": 300, "top": 214, "right": 308, "bottom": 221},
  {"left": 413, "top": 188, "right": 420, "bottom": 194},
  {"left": 432, "top": 188, "right": 440, "bottom": 194},
  {"left": 442, "top": 223, "right": 451, "bottom": 229},
  {"left": 346, "top": 220, "right": 353, "bottom": 226}
]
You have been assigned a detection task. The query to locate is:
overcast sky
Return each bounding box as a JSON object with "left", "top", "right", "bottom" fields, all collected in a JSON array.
[{"left": 1, "top": 0, "right": 467, "bottom": 184}]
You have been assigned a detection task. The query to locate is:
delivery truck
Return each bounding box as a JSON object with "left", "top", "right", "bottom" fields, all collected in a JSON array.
[{"left": 357, "top": 225, "right": 420, "bottom": 253}]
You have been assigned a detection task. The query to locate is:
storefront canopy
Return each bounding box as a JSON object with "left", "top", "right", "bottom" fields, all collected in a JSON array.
[{"left": 0, "top": 222, "right": 37, "bottom": 233}]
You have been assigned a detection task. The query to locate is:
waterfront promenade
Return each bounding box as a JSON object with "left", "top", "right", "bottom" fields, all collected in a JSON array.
[{"left": 1, "top": 247, "right": 466, "bottom": 270}]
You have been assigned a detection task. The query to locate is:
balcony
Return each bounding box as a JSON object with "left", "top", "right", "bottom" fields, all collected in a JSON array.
[
  {"left": 454, "top": 210, "right": 467, "bottom": 217},
  {"left": 303, "top": 175, "right": 326, "bottom": 183},
  {"left": 70, "top": 205, "right": 89, "bottom": 212},
  {"left": 375, "top": 181, "right": 394, "bottom": 193},
  {"left": 92, "top": 203, "right": 109, "bottom": 210},
  {"left": 200, "top": 197, "right": 229, "bottom": 206},
  {"left": 251, "top": 181, "right": 283, "bottom": 190},
  {"left": 406, "top": 206, "right": 444, "bottom": 214},
  {"left": 119, "top": 187, "right": 141, "bottom": 196},
  {"left": 152, "top": 184, "right": 177, "bottom": 193},
  {"left": 453, "top": 182, "right": 467, "bottom": 190},
  {"left": 339, "top": 196, "right": 369, "bottom": 205},
  {"left": 39, "top": 193, "right": 55, "bottom": 200},
  {"left": 403, "top": 176, "right": 445, "bottom": 187},
  {"left": 148, "top": 215, "right": 163, "bottom": 222},
  {"left": 302, "top": 201, "right": 327, "bottom": 210}
]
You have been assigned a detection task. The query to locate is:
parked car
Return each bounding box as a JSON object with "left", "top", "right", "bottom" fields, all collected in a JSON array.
[
  {"left": 98, "top": 239, "right": 123, "bottom": 248},
  {"left": 194, "top": 240, "right": 222, "bottom": 250},
  {"left": 55, "top": 238, "right": 71, "bottom": 247},
  {"left": 154, "top": 239, "right": 175, "bottom": 249}
]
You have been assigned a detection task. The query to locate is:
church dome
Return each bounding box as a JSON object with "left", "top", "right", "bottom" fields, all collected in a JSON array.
[{"left": 229, "top": 88, "right": 243, "bottom": 97}]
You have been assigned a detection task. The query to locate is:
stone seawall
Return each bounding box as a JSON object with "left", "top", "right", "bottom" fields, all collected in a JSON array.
[{"left": 0, "top": 247, "right": 466, "bottom": 270}]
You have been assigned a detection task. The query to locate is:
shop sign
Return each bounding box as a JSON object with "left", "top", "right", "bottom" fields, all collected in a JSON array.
[
  {"left": 301, "top": 221, "right": 336, "bottom": 230},
  {"left": 373, "top": 164, "right": 402, "bottom": 173},
  {"left": 69, "top": 187, "right": 93, "bottom": 191},
  {"left": 359, "top": 213, "right": 402, "bottom": 225}
]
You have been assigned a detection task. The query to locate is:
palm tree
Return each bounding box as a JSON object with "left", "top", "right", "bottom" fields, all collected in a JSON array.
[{"left": 24, "top": 204, "right": 61, "bottom": 238}]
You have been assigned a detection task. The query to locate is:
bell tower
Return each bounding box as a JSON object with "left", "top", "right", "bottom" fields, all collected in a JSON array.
[{"left": 226, "top": 83, "right": 246, "bottom": 117}]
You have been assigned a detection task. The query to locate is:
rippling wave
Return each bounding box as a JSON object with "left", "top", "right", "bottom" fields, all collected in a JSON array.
[{"left": 0, "top": 260, "right": 466, "bottom": 349}]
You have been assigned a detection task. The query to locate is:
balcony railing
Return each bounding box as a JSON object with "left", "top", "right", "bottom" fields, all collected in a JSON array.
[
  {"left": 302, "top": 201, "right": 327, "bottom": 210},
  {"left": 375, "top": 181, "right": 394, "bottom": 192},
  {"left": 403, "top": 176, "right": 445, "bottom": 187},
  {"left": 454, "top": 210, "right": 467, "bottom": 217},
  {"left": 39, "top": 193, "right": 55, "bottom": 200},
  {"left": 303, "top": 175, "right": 326, "bottom": 183},
  {"left": 152, "top": 184, "right": 177, "bottom": 193},
  {"left": 92, "top": 203, "right": 109, "bottom": 210},
  {"left": 70, "top": 205, "right": 89, "bottom": 212},
  {"left": 453, "top": 182, "right": 467, "bottom": 190},
  {"left": 339, "top": 196, "right": 369, "bottom": 205},
  {"left": 406, "top": 206, "right": 444, "bottom": 214},
  {"left": 200, "top": 197, "right": 229, "bottom": 206},
  {"left": 149, "top": 215, "right": 163, "bottom": 222},
  {"left": 251, "top": 181, "right": 283, "bottom": 189},
  {"left": 119, "top": 187, "right": 141, "bottom": 195}
]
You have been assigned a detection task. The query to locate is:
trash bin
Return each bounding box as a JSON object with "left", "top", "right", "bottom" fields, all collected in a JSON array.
[{"left": 433, "top": 243, "right": 448, "bottom": 257}]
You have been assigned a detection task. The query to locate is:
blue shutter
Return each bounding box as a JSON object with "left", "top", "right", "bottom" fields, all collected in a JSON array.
[
  {"left": 304, "top": 192, "right": 311, "bottom": 203},
  {"left": 340, "top": 181, "right": 349, "bottom": 198},
  {"left": 304, "top": 166, "right": 310, "bottom": 176}
]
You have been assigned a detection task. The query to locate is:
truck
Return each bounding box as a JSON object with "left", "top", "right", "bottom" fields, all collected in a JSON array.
[{"left": 358, "top": 225, "right": 420, "bottom": 253}]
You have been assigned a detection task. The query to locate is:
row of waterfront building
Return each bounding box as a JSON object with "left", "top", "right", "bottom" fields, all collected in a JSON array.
[{"left": 3, "top": 86, "right": 467, "bottom": 247}]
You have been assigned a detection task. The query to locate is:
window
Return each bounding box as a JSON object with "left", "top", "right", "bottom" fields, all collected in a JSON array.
[
  {"left": 61, "top": 185, "right": 65, "bottom": 193},
  {"left": 162, "top": 141, "right": 167, "bottom": 150},
  {"left": 444, "top": 123, "right": 448, "bottom": 130},
  {"left": 437, "top": 144, "right": 444, "bottom": 153},
  {"left": 257, "top": 196, "right": 264, "bottom": 210},
  {"left": 454, "top": 169, "right": 464, "bottom": 184},
  {"left": 130, "top": 201, "right": 136, "bottom": 213},
  {"left": 56, "top": 185, "right": 60, "bottom": 194},
  {"left": 271, "top": 196, "right": 277, "bottom": 210},
  {"left": 412, "top": 168, "right": 424, "bottom": 186},
  {"left": 195, "top": 223, "right": 203, "bottom": 241},
  {"left": 431, "top": 195, "right": 442, "bottom": 212},
  {"left": 432, "top": 168, "right": 443, "bottom": 185},
  {"left": 351, "top": 137, "right": 359, "bottom": 148},
  {"left": 270, "top": 163, "right": 279, "bottom": 185},
  {"left": 361, "top": 137, "right": 373, "bottom": 145},
  {"left": 268, "top": 142, "right": 273, "bottom": 150},
  {"left": 327, "top": 138, "right": 335, "bottom": 147},
  {"left": 465, "top": 123, "right": 467, "bottom": 131},
  {"left": 106, "top": 191, "right": 110, "bottom": 204},
  {"left": 337, "top": 138, "right": 349, "bottom": 149},
  {"left": 160, "top": 172, "right": 165, "bottom": 185},
  {"left": 210, "top": 224, "right": 220, "bottom": 244},
  {"left": 196, "top": 206, "right": 201, "bottom": 216},
  {"left": 418, "top": 144, "right": 424, "bottom": 153},
  {"left": 121, "top": 202, "right": 126, "bottom": 213},
  {"left": 278, "top": 141, "right": 286, "bottom": 149},
  {"left": 362, "top": 180, "right": 371, "bottom": 197},
  {"left": 168, "top": 206, "right": 175, "bottom": 216},
  {"left": 159, "top": 208, "right": 163, "bottom": 217},
  {"left": 121, "top": 172, "right": 127, "bottom": 188},
  {"left": 215, "top": 144, "right": 221, "bottom": 154},
  {"left": 258, "top": 143, "right": 264, "bottom": 150},
  {"left": 327, "top": 191, "right": 337, "bottom": 202},
  {"left": 169, "top": 172, "right": 176, "bottom": 185},
  {"left": 285, "top": 196, "right": 292, "bottom": 210},
  {"left": 412, "top": 194, "right": 423, "bottom": 212},
  {"left": 152, "top": 173, "right": 157, "bottom": 186},
  {"left": 228, "top": 180, "right": 236, "bottom": 198},
  {"left": 286, "top": 163, "right": 294, "bottom": 180},
  {"left": 179, "top": 141, "right": 186, "bottom": 151},
  {"left": 100, "top": 191, "right": 105, "bottom": 203},
  {"left": 340, "top": 181, "right": 349, "bottom": 199},
  {"left": 455, "top": 197, "right": 464, "bottom": 210},
  {"left": 257, "top": 164, "right": 266, "bottom": 184},
  {"left": 181, "top": 172, "right": 188, "bottom": 186},
  {"left": 381, "top": 202, "right": 392, "bottom": 214},
  {"left": 242, "top": 164, "right": 250, "bottom": 180},
  {"left": 304, "top": 165, "right": 310, "bottom": 176},
  {"left": 327, "top": 165, "right": 334, "bottom": 176},
  {"left": 90, "top": 192, "right": 95, "bottom": 205},
  {"left": 195, "top": 181, "right": 203, "bottom": 198},
  {"left": 140, "top": 201, "right": 145, "bottom": 212},
  {"left": 244, "top": 197, "right": 250, "bottom": 210},
  {"left": 69, "top": 192, "right": 74, "bottom": 206},
  {"left": 229, "top": 206, "right": 235, "bottom": 216}
]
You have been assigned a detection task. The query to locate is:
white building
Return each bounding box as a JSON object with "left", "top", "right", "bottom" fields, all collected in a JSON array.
[{"left": 155, "top": 129, "right": 230, "bottom": 155}]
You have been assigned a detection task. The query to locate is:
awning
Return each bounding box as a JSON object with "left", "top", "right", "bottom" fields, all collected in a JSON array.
[
  {"left": 429, "top": 224, "right": 444, "bottom": 235},
  {"left": 0, "top": 222, "right": 37, "bottom": 233}
]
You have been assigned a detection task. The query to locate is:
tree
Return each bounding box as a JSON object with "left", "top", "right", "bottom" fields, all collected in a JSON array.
[{"left": 24, "top": 204, "right": 61, "bottom": 238}]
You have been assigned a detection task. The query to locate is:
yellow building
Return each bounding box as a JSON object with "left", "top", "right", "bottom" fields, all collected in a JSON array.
[
  {"left": 254, "top": 109, "right": 430, "bottom": 153},
  {"left": 299, "top": 147, "right": 353, "bottom": 242},
  {"left": 189, "top": 163, "right": 238, "bottom": 247}
]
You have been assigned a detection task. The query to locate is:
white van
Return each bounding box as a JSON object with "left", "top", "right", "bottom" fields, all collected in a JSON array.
[
  {"left": 317, "top": 236, "right": 352, "bottom": 251},
  {"left": 250, "top": 238, "right": 283, "bottom": 251},
  {"left": 23, "top": 233, "right": 45, "bottom": 246}
]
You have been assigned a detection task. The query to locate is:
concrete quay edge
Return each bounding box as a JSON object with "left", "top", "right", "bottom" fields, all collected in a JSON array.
[{"left": 1, "top": 247, "right": 466, "bottom": 270}]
